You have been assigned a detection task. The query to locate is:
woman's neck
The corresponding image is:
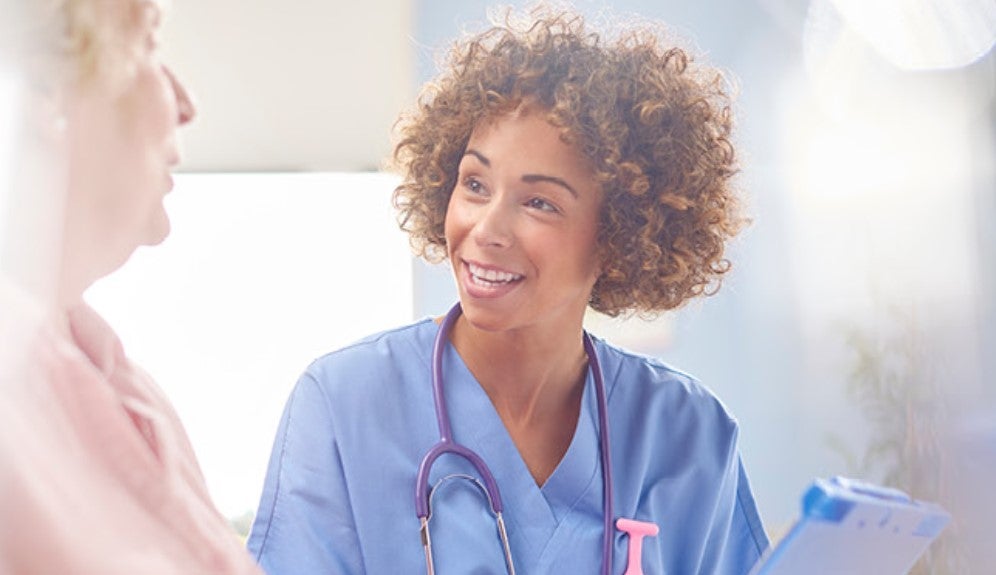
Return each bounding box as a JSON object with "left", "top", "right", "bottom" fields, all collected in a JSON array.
[
  {"left": 451, "top": 314, "right": 589, "bottom": 423},
  {"left": 449, "top": 313, "right": 590, "bottom": 486}
]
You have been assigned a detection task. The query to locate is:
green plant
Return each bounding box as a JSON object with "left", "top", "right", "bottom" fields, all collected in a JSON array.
[{"left": 836, "top": 305, "right": 966, "bottom": 574}]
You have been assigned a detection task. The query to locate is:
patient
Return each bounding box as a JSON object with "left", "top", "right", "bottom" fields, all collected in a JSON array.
[{"left": 0, "top": 1, "right": 261, "bottom": 572}]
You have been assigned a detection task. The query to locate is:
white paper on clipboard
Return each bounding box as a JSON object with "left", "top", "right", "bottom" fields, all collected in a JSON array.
[{"left": 749, "top": 476, "right": 950, "bottom": 575}]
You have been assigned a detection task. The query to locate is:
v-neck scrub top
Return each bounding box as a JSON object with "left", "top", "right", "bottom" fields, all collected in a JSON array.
[{"left": 247, "top": 318, "right": 770, "bottom": 574}]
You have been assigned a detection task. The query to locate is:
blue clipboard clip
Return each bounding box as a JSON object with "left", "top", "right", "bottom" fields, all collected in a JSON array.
[{"left": 750, "top": 476, "right": 951, "bottom": 575}]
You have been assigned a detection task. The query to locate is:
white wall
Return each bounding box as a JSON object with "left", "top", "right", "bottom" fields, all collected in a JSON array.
[{"left": 161, "top": 1, "right": 414, "bottom": 172}]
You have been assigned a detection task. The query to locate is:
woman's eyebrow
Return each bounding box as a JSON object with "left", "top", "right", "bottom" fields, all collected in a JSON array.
[
  {"left": 463, "top": 149, "right": 578, "bottom": 197},
  {"left": 521, "top": 174, "right": 578, "bottom": 198},
  {"left": 463, "top": 149, "right": 490, "bottom": 166}
]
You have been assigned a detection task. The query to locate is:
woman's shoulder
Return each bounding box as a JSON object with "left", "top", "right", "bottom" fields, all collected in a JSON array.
[
  {"left": 301, "top": 317, "right": 438, "bottom": 385},
  {"left": 593, "top": 336, "right": 705, "bottom": 392},
  {"left": 593, "top": 336, "right": 739, "bottom": 430}
]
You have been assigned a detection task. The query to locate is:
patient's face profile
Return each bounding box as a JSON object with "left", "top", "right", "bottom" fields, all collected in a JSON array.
[{"left": 64, "top": 2, "right": 195, "bottom": 267}]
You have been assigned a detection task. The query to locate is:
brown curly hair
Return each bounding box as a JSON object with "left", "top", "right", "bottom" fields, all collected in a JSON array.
[{"left": 391, "top": 5, "right": 747, "bottom": 317}]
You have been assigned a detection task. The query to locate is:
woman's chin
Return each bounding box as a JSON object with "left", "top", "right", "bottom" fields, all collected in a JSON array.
[{"left": 142, "top": 214, "right": 171, "bottom": 247}]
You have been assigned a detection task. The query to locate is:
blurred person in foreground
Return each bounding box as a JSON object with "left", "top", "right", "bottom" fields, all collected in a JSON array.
[{"left": 0, "top": 1, "right": 262, "bottom": 573}]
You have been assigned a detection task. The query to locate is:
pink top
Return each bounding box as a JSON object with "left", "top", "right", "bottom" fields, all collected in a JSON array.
[{"left": 0, "top": 284, "right": 262, "bottom": 575}]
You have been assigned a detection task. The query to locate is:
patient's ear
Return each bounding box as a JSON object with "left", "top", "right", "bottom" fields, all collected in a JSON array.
[
  {"left": 7, "top": 67, "right": 69, "bottom": 148},
  {"left": 29, "top": 88, "right": 68, "bottom": 147}
]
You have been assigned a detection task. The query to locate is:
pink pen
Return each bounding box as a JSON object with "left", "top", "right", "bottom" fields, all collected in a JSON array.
[{"left": 616, "top": 517, "right": 660, "bottom": 575}]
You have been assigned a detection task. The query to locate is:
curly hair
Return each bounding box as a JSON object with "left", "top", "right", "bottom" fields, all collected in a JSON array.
[{"left": 391, "top": 5, "right": 747, "bottom": 317}]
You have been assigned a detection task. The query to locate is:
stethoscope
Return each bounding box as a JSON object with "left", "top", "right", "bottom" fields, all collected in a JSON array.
[{"left": 414, "top": 302, "right": 615, "bottom": 575}]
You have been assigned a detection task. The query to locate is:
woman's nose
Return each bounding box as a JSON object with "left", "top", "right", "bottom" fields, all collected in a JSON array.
[
  {"left": 164, "top": 65, "right": 197, "bottom": 126},
  {"left": 472, "top": 196, "right": 514, "bottom": 248}
]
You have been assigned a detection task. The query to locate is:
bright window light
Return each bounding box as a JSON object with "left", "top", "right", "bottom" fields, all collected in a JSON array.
[{"left": 86, "top": 171, "right": 414, "bottom": 520}]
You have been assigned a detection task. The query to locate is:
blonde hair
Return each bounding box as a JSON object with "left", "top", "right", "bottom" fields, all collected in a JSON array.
[{"left": 1, "top": 0, "right": 152, "bottom": 90}]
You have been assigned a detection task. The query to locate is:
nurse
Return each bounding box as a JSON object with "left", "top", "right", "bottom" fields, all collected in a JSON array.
[{"left": 248, "top": 6, "right": 769, "bottom": 574}]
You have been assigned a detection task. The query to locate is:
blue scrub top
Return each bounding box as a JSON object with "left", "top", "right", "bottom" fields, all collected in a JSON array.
[{"left": 248, "top": 318, "right": 769, "bottom": 574}]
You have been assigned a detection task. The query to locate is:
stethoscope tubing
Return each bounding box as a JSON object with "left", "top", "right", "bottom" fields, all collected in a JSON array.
[
  {"left": 585, "top": 331, "right": 615, "bottom": 574},
  {"left": 415, "top": 303, "right": 504, "bottom": 519},
  {"left": 414, "top": 302, "right": 614, "bottom": 575}
]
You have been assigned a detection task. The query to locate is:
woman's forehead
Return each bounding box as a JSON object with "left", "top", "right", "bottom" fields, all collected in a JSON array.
[
  {"left": 94, "top": 0, "right": 161, "bottom": 38},
  {"left": 137, "top": 0, "right": 163, "bottom": 29},
  {"left": 144, "top": 0, "right": 167, "bottom": 15}
]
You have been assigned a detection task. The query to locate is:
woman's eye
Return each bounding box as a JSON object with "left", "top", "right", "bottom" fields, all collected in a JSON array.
[
  {"left": 464, "top": 178, "right": 484, "bottom": 194},
  {"left": 526, "top": 197, "right": 559, "bottom": 213}
]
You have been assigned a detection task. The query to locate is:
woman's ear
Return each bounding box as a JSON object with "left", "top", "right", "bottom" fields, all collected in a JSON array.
[
  {"left": 7, "top": 66, "right": 69, "bottom": 148},
  {"left": 30, "top": 87, "right": 68, "bottom": 147}
]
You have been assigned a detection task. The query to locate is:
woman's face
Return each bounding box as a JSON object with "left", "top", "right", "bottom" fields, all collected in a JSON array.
[
  {"left": 63, "top": 1, "right": 195, "bottom": 284},
  {"left": 444, "top": 108, "right": 602, "bottom": 335}
]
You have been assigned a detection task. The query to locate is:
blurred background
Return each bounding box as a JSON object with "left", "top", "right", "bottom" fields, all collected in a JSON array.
[{"left": 75, "top": 0, "right": 993, "bottom": 571}]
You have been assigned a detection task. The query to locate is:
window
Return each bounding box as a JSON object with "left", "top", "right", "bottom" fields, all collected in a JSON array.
[{"left": 86, "top": 171, "right": 413, "bottom": 522}]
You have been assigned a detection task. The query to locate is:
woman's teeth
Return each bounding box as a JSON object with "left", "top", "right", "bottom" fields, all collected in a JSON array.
[{"left": 468, "top": 263, "right": 522, "bottom": 286}]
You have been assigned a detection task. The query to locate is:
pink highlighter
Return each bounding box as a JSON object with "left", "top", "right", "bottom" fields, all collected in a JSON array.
[{"left": 616, "top": 517, "right": 660, "bottom": 575}]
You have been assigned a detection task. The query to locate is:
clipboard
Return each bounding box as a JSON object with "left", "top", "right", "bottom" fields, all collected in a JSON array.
[{"left": 749, "top": 476, "right": 951, "bottom": 575}]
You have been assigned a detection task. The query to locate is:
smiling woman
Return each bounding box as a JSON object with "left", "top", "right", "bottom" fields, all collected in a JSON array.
[
  {"left": 0, "top": 1, "right": 260, "bottom": 573},
  {"left": 247, "top": 5, "right": 769, "bottom": 575}
]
